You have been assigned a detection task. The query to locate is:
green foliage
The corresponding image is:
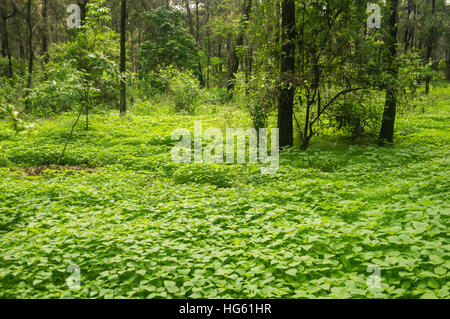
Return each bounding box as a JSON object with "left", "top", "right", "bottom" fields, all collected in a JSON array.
[
  {"left": 0, "top": 86, "right": 449, "bottom": 299},
  {"left": 0, "top": 56, "right": 26, "bottom": 78},
  {"left": 0, "top": 104, "right": 32, "bottom": 134},
  {"left": 159, "top": 66, "right": 202, "bottom": 114},
  {"left": 26, "top": 62, "right": 86, "bottom": 116},
  {"left": 328, "top": 92, "right": 381, "bottom": 139},
  {"left": 137, "top": 7, "right": 199, "bottom": 76},
  {"left": 173, "top": 163, "right": 236, "bottom": 188},
  {"left": 27, "top": 0, "right": 121, "bottom": 115},
  {"left": 244, "top": 70, "right": 279, "bottom": 129}
]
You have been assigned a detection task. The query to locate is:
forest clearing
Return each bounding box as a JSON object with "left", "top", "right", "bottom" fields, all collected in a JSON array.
[
  {"left": 0, "top": 0, "right": 449, "bottom": 301},
  {"left": 1, "top": 86, "right": 449, "bottom": 298}
]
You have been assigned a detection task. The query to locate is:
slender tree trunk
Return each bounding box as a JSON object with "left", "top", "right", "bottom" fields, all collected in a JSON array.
[
  {"left": 42, "top": 0, "right": 48, "bottom": 65},
  {"left": 446, "top": 48, "right": 450, "bottom": 81},
  {"left": 194, "top": 0, "right": 205, "bottom": 87},
  {"left": 185, "top": 0, "right": 195, "bottom": 37},
  {"left": 227, "top": 0, "right": 252, "bottom": 91},
  {"left": 120, "top": 0, "right": 127, "bottom": 115},
  {"left": 0, "top": 4, "right": 13, "bottom": 77},
  {"left": 244, "top": 1, "right": 253, "bottom": 95},
  {"left": 412, "top": 1, "right": 417, "bottom": 50},
  {"left": 403, "top": 0, "right": 413, "bottom": 54},
  {"left": 18, "top": 40, "right": 23, "bottom": 59},
  {"left": 25, "top": 0, "right": 34, "bottom": 111},
  {"left": 245, "top": 47, "right": 253, "bottom": 95},
  {"left": 379, "top": 0, "right": 399, "bottom": 146},
  {"left": 425, "top": 0, "right": 436, "bottom": 94},
  {"left": 217, "top": 42, "right": 223, "bottom": 72},
  {"left": 278, "top": 0, "right": 295, "bottom": 148},
  {"left": 205, "top": 0, "right": 210, "bottom": 88},
  {"left": 195, "top": 0, "right": 200, "bottom": 43},
  {"left": 77, "top": 0, "right": 88, "bottom": 23}
]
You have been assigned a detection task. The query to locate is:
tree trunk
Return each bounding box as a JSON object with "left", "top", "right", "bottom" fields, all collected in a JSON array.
[
  {"left": 185, "top": 0, "right": 195, "bottom": 37},
  {"left": 120, "top": 0, "right": 127, "bottom": 115},
  {"left": 379, "top": 0, "right": 399, "bottom": 146},
  {"left": 25, "top": 0, "right": 34, "bottom": 111},
  {"left": 403, "top": 0, "right": 413, "bottom": 54},
  {"left": 425, "top": 0, "right": 436, "bottom": 94},
  {"left": 227, "top": 0, "right": 252, "bottom": 92},
  {"left": 0, "top": 3, "right": 13, "bottom": 77},
  {"left": 42, "top": 0, "right": 48, "bottom": 65},
  {"left": 195, "top": 0, "right": 200, "bottom": 43},
  {"left": 205, "top": 0, "right": 211, "bottom": 88},
  {"left": 77, "top": 0, "right": 88, "bottom": 24},
  {"left": 277, "top": 0, "right": 295, "bottom": 148},
  {"left": 446, "top": 49, "right": 450, "bottom": 81},
  {"left": 194, "top": 0, "right": 205, "bottom": 87}
]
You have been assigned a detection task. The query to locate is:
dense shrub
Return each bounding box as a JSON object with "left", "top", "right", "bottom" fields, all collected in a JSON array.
[
  {"left": 26, "top": 63, "right": 86, "bottom": 115},
  {"left": 159, "top": 66, "right": 201, "bottom": 114},
  {"left": 328, "top": 93, "right": 381, "bottom": 139},
  {"left": 26, "top": 0, "right": 121, "bottom": 115}
]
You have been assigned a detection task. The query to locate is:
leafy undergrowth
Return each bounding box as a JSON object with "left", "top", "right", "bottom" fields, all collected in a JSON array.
[{"left": 0, "top": 89, "right": 449, "bottom": 299}]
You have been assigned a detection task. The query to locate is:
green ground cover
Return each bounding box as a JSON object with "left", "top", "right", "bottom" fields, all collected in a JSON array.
[{"left": 0, "top": 87, "right": 448, "bottom": 299}]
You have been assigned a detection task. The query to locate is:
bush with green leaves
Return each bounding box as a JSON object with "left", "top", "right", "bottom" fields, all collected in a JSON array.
[
  {"left": 27, "top": 0, "right": 121, "bottom": 115},
  {"left": 159, "top": 66, "right": 201, "bottom": 114},
  {"left": 0, "top": 75, "right": 26, "bottom": 111},
  {"left": 327, "top": 92, "right": 382, "bottom": 140},
  {"left": 26, "top": 62, "right": 86, "bottom": 116},
  {"left": 246, "top": 71, "right": 279, "bottom": 129}
]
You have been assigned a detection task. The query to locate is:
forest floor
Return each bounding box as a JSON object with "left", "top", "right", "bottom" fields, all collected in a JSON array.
[{"left": 0, "top": 86, "right": 449, "bottom": 298}]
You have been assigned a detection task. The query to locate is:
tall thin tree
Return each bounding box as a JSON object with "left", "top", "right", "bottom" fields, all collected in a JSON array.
[
  {"left": 379, "top": 0, "right": 400, "bottom": 145},
  {"left": 227, "top": 0, "right": 252, "bottom": 92},
  {"left": 120, "top": 0, "right": 127, "bottom": 115},
  {"left": 278, "top": 0, "right": 295, "bottom": 148},
  {"left": 42, "top": 0, "right": 48, "bottom": 65},
  {"left": 25, "top": 0, "right": 34, "bottom": 111},
  {"left": 424, "top": 0, "right": 436, "bottom": 94},
  {"left": 0, "top": 0, "right": 14, "bottom": 77}
]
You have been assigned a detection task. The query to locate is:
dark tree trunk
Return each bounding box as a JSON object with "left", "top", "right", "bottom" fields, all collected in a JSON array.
[
  {"left": 0, "top": 3, "right": 13, "bottom": 77},
  {"left": 195, "top": 0, "right": 200, "bottom": 43},
  {"left": 120, "top": 0, "right": 127, "bottom": 115},
  {"left": 245, "top": 47, "right": 253, "bottom": 95},
  {"left": 412, "top": 1, "right": 417, "bottom": 49},
  {"left": 227, "top": 0, "right": 252, "bottom": 91},
  {"left": 185, "top": 0, "right": 195, "bottom": 37},
  {"left": 19, "top": 40, "right": 24, "bottom": 59},
  {"left": 25, "top": 0, "right": 34, "bottom": 111},
  {"left": 205, "top": 0, "right": 210, "bottom": 88},
  {"left": 379, "top": 0, "right": 399, "bottom": 146},
  {"left": 425, "top": 0, "right": 436, "bottom": 94},
  {"left": 42, "top": 0, "right": 48, "bottom": 65},
  {"left": 194, "top": 0, "right": 205, "bottom": 87},
  {"left": 278, "top": 0, "right": 295, "bottom": 148},
  {"left": 446, "top": 49, "right": 450, "bottom": 81},
  {"left": 403, "top": 0, "right": 413, "bottom": 54},
  {"left": 78, "top": 0, "right": 88, "bottom": 23}
]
